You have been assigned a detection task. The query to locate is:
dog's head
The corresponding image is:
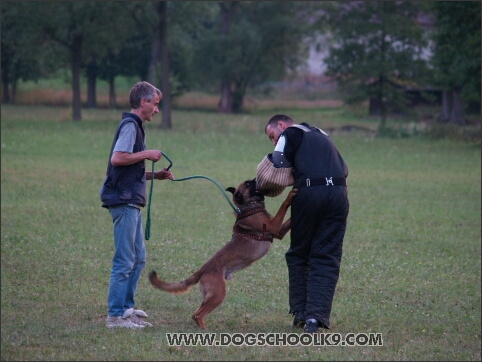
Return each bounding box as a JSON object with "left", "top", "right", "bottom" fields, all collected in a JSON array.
[{"left": 226, "top": 178, "right": 265, "bottom": 206}]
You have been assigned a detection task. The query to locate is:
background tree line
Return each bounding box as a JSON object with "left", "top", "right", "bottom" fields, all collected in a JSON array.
[{"left": 1, "top": 1, "right": 480, "bottom": 129}]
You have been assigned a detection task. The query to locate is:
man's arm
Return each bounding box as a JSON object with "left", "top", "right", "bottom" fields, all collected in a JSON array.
[{"left": 110, "top": 150, "right": 161, "bottom": 166}]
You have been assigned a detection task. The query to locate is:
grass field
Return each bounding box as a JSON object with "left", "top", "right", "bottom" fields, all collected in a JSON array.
[{"left": 1, "top": 104, "right": 480, "bottom": 361}]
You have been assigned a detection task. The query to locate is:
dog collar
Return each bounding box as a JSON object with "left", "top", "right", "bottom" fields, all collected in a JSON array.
[
  {"left": 232, "top": 231, "right": 273, "bottom": 243},
  {"left": 236, "top": 207, "right": 266, "bottom": 220}
]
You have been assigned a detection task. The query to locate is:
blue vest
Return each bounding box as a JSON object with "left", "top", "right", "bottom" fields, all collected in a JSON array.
[{"left": 100, "top": 113, "right": 146, "bottom": 208}]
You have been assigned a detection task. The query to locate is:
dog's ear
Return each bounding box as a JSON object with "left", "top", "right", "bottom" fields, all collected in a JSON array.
[{"left": 226, "top": 187, "right": 236, "bottom": 194}]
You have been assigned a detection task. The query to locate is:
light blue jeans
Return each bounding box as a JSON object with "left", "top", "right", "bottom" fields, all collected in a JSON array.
[{"left": 107, "top": 204, "right": 146, "bottom": 317}]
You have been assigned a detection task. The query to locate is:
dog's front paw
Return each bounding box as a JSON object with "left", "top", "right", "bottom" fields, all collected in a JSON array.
[{"left": 286, "top": 188, "right": 298, "bottom": 204}]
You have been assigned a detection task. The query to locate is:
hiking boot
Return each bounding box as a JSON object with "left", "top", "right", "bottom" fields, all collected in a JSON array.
[
  {"left": 303, "top": 318, "right": 319, "bottom": 333},
  {"left": 292, "top": 311, "right": 306, "bottom": 328},
  {"left": 105, "top": 316, "right": 145, "bottom": 329},
  {"left": 122, "top": 308, "right": 153, "bottom": 327}
]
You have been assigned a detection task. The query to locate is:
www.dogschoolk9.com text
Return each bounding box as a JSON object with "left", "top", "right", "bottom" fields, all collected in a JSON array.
[{"left": 166, "top": 332, "right": 383, "bottom": 347}]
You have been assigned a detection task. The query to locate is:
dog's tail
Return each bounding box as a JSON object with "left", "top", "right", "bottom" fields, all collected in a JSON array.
[{"left": 148, "top": 270, "right": 200, "bottom": 294}]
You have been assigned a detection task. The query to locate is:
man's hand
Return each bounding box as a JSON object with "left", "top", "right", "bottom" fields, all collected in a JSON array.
[
  {"left": 154, "top": 168, "right": 174, "bottom": 180},
  {"left": 146, "top": 150, "right": 162, "bottom": 162}
]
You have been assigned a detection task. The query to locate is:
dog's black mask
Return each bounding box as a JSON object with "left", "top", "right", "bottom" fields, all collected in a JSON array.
[{"left": 226, "top": 179, "right": 265, "bottom": 205}]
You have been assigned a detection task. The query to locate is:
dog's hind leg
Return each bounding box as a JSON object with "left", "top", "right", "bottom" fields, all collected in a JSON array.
[{"left": 192, "top": 273, "right": 226, "bottom": 329}]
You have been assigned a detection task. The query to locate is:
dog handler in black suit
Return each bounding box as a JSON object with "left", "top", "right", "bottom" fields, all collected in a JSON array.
[{"left": 259, "top": 114, "right": 349, "bottom": 333}]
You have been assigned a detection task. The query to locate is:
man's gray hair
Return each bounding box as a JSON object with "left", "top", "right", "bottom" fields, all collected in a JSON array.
[{"left": 129, "top": 81, "right": 162, "bottom": 109}]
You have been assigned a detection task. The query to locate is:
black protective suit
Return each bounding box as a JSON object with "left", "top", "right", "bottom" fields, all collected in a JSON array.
[{"left": 272, "top": 122, "right": 349, "bottom": 329}]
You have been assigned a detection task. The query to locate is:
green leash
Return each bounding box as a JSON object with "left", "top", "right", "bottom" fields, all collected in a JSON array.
[{"left": 145, "top": 152, "right": 241, "bottom": 240}]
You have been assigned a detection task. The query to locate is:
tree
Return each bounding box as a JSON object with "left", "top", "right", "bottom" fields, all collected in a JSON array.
[
  {"left": 1, "top": 0, "right": 216, "bottom": 123},
  {"left": 121, "top": 1, "right": 172, "bottom": 127},
  {"left": 96, "top": 37, "right": 150, "bottom": 110},
  {"left": 83, "top": 2, "right": 146, "bottom": 110},
  {"left": 158, "top": 1, "right": 172, "bottom": 129},
  {"left": 1, "top": 2, "right": 63, "bottom": 104},
  {"left": 321, "top": 1, "right": 431, "bottom": 131},
  {"left": 151, "top": 1, "right": 214, "bottom": 127},
  {"left": 122, "top": 1, "right": 204, "bottom": 128},
  {"left": 217, "top": 1, "right": 238, "bottom": 114},
  {"left": 193, "top": 1, "right": 310, "bottom": 113},
  {"left": 35, "top": 2, "right": 118, "bottom": 120},
  {"left": 431, "top": 1, "right": 481, "bottom": 125}
]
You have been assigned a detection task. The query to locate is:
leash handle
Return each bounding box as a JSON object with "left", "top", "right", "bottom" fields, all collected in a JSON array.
[{"left": 161, "top": 151, "right": 173, "bottom": 170}]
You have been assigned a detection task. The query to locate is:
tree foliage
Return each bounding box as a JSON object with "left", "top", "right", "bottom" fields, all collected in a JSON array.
[
  {"left": 2, "top": 0, "right": 479, "bottom": 126},
  {"left": 1, "top": 2, "right": 65, "bottom": 103},
  {"left": 321, "top": 1, "right": 431, "bottom": 130},
  {"left": 431, "top": 1, "right": 481, "bottom": 124},
  {"left": 34, "top": 1, "right": 121, "bottom": 120},
  {"left": 192, "top": 1, "right": 310, "bottom": 113}
]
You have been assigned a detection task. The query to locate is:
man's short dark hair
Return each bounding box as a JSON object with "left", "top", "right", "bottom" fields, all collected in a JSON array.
[{"left": 265, "top": 114, "right": 294, "bottom": 131}]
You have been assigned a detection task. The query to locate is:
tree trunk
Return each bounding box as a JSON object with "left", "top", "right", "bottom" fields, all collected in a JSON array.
[
  {"left": 159, "top": 0, "right": 171, "bottom": 129},
  {"left": 148, "top": 3, "right": 161, "bottom": 85},
  {"left": 218, "top": 80, "right": 233, "bottom": 113},
  {"left": 378, "top": 16, "right": 388, "bottom": 132},
  {"left": 86, "top": 61, "right": 97, "bottom": 109},
  {"left": 231, "top": 82, "right": 245, "bottom": 113},
  {"left": 108, "top": 75, "right": 117, "bottom": 109},
  {"left": 437, "top": 90, "right": 451, "bottom": 123},
  {"left": 377, "top": 76, "right": 387, "bottom": 132},
  {"left": 71, "top": 35, "right": 83, "bottom": 121},
  {"left": 449, "top": 89, "right": 465, "bottom": 125},
  {"left": 1, "top": 71, "right": 10, "bottom": 104},
  {"left": 11, "top": 79, "right": 17, "bottom": 104},
  {"left": 437, "top": 90, "right": 465, "bottom": 125},
  {"left": 217, "top": 1, "right": 237, "bottom": 113}
]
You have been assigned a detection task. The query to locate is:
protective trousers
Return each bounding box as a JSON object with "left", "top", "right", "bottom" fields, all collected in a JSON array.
[{"left": 286, "top": 185, "right": 349, "bottom": 328}]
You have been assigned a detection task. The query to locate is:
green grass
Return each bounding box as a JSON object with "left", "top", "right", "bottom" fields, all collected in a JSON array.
[{"left": 1, "top": 105, "right": 480, "bottom": 361}]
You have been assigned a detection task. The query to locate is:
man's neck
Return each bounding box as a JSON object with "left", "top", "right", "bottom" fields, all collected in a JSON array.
[{"left": 130, "top": 109, "right": 144, "bottom": 122}]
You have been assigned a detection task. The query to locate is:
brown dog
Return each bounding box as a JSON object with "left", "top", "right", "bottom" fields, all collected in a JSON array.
[{"left": 148, "top": 178, "right": 296, "bottom": 329}]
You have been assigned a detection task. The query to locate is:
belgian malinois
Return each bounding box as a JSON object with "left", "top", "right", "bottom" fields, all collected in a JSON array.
[{"left": 148, "top": 178, "right": 296, "bottom": 329}]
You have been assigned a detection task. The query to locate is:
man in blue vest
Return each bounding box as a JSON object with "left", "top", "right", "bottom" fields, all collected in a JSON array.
[
  {"left": 262, "top": 114, "right": 349, "bottom": 333},
  {"left": 100, "top": 81, "right": 173, "bottom": 329}
]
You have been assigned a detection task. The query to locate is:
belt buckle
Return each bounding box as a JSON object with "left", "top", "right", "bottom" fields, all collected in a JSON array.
[{"left": 306, "top": 178, "right": 311, "bottom": 187}]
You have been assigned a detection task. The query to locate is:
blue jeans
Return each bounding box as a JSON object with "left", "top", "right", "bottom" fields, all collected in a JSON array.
[{"left": 107, "top": 204, "right": 146, "bottom": 317}]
